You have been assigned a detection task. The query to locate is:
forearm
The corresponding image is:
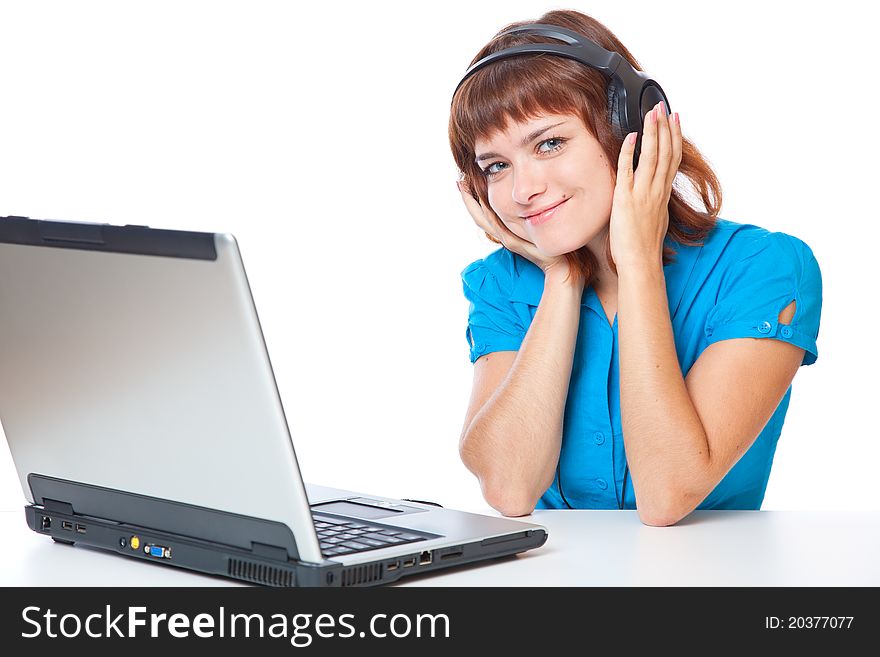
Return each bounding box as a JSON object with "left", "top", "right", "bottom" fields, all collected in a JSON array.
[
  {"left": 617, "top": 264, "right": 709, "bottom": 526},
  {"left": 461, "top": 270, "right": 584, "bottom": 515}
]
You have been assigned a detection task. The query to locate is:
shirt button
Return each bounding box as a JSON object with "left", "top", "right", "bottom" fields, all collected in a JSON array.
[
  {"left": 593, "top": 431, "right": 605, "bottom": 445},
  {"left": 758, "top": 321, "right": 772, "bottom": 334},
  {"left": 596, "top": 478, "right": 608, "bottom": 490},
  {"left": 781, "top": 326, "right": 793, "bottom": 338}
]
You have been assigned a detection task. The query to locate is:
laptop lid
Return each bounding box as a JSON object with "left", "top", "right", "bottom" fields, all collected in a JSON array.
[{"left": 0, "top": 216, "right": 323, "bottom": 563}]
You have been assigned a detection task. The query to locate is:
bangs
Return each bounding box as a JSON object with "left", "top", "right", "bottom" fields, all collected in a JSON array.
[{"left": 452, "top": 55, "right": 602, "bottom": 145}]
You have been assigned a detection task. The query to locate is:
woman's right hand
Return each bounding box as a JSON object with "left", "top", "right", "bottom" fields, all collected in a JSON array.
[{"left": 457, "top": 180, "right": 579, "bottom": 284}]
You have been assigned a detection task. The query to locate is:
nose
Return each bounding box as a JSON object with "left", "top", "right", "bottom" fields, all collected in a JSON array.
[{"left": 511, "top": 162, "right": 546, "bottom": 206}]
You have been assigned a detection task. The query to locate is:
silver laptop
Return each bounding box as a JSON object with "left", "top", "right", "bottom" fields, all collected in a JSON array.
[{"left": 0, "top": 215, "right": 546, "bottom": 587}]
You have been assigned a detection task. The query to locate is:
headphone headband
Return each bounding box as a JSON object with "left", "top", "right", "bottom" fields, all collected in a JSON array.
[
  {"left": 451, "top": 23, "right": 670, "bottom": 167},
  {"left": 452, "top": 24, "right": 624, "bottom": 96}
]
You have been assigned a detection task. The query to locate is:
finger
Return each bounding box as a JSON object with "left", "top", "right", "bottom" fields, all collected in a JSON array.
[
  {"left": 617, "top": 131, "right": 637, "bottom": 188},
  {"left": 456, "top": 183, "right": 518, "bottom": 247},
  {"left": 634, "top": 103, "right": 659, "bottom": 192},
  {"left": 667, "top": 112, "right": 683, "bottom": 192},
  {"left": 457, "top": 186, "right": 538, "bottom": 253},
  {"left": 654, "top": 102, "right": 672, "bottom": 193},
  {"left": 457, "top": 185, "right": 494, "bottom": 235}
]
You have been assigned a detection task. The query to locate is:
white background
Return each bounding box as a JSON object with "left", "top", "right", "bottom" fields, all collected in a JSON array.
[{"left": 0, "top": 0, "right": 877, "bottom": 515}]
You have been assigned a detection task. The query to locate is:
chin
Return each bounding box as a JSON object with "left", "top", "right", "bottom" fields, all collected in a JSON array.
[
  {"left": 533, "top": 234, "right": 589, "bottom": 258},
  {"left": 535, "top": 221, "right": 607, "bottom": 258}
]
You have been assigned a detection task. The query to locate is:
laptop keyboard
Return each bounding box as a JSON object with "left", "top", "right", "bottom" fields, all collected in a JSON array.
[{"left": 312, "top": 513, "right": 426, "bottom": 557}]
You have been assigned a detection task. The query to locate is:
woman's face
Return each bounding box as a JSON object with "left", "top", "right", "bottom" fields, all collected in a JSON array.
[{"left": 473, "top": 112, "right": 616, "bottom": 258}]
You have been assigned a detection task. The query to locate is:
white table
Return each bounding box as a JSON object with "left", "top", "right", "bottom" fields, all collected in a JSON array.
[{"left": 2, "top": 509, "right": 877, "bottom": 586}]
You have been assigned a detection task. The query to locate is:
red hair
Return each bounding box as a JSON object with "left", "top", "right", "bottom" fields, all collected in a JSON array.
[{"left": 449, "top": 9, "right": 722, "bottom": 284}]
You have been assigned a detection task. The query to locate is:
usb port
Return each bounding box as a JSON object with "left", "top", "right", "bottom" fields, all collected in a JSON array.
[
  {"left": 61, "top": 521, "right": 73, "bottom": 531},
  {"left": 75, "top": 524, "right": 86, "bottom": 534},
  {"left": 386, "top": 561, "right": 399, "bottom": 572},
  {"left": 402, "top": 557, "right": 416, "bottom": 568}
]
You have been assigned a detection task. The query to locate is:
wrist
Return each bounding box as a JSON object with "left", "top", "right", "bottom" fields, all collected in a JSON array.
[
  {"left": 543, "top": 262, "right": 585, "bottom": 291},
  {"left": 616, "top": 256, "right": 664, "bottom": 279},
  {"left": 617, "top": 261, "right": 666, "bottom": 292}
]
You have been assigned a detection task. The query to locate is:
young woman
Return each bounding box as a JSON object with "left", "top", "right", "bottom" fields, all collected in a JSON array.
[{"left": 448, "top": 9, "right": 822, "bottom": 526}]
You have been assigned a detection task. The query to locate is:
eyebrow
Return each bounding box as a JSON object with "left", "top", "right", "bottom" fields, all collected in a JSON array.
[{"left": 475, "top": 121, "right": 568, "bottom": 163}]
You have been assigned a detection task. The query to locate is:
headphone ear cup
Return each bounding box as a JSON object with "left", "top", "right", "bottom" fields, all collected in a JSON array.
[
  {"left": 608, "top": 78, "right": 643, "bottom": 170},
  {"left": 606, "top": 79, "right": 625, "bottom": 140}
]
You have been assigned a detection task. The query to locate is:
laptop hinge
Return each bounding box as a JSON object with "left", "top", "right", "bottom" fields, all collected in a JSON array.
[
  {"left": 250, "top": 541, "right": 290, "bottom": 562},
  {"left": 42, "top": 498, "right": 74, "bottom": 515}
]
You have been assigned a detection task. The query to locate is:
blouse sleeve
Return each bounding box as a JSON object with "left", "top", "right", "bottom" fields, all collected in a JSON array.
[
  {"left": 704, "top": 231, "right": 822, "bottom": 365},
  {"left": 461, "top": 259, "right": 527, "bottom": 364}
]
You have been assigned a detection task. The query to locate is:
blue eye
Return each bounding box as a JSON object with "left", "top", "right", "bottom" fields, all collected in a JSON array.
[
  {"left": 538, "top": 137, "right": 565, "bottom": 152},
  {"left": 479, "top": 136, "right": 568, "bottom": 179},
  {"left": 483, "top": 161, "right": 508, "bottom": 177}
]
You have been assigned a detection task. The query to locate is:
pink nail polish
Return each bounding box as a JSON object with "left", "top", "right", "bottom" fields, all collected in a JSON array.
[{"left": 674, "top": 112, "right": 680, "bottom": 124}]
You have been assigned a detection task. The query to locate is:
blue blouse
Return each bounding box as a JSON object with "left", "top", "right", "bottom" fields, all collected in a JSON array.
[{"left": 461, "top": 218, "right": 822, "bottom": 510}]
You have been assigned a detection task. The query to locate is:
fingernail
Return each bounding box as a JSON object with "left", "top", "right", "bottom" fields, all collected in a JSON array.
[{"left": 674, "top": 112, "right": 679, "bottom": 125}]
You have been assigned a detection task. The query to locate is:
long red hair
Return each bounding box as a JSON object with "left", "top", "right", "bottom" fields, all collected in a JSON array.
[{"left": 449, "top": 9, "right": 722, "bottom": 284}]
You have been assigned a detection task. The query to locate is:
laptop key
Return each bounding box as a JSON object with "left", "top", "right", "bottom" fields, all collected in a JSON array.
[
  {"left": 361, "top": 532, "right": 396, "bottom": 543},
  {"left": 379, "top": 535, "right": 408, "bottom": 544},
  {"left": 339, "top": 540, "right": 372, "bottom": 551}
]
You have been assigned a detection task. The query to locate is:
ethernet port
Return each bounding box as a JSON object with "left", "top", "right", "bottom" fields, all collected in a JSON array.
[{"left": 419, "top": 550, "right": 433, "bottom": 566}]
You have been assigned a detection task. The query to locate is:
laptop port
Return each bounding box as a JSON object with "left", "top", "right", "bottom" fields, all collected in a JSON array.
[
  {"left": 61, "top": 521, "right": 73, "bottom": 531},
  {"left": 75, "top": 524, "right": 86, "bottom": 534},
  {"left": 386, "top": 561, "right": 399, "bottom": 572},
  {"left": 145, "top": 544, "right": 172, "bottom": 559},
  {"left": 439, "top": 546, "right": 464, "bottom": 560},
  {"left": 41, "top": 516, "right": 51, "bottom": 531},
  {"left": 419, "top": 550, "right": 433, "bottom": 566},
  {"left": 402, "top": 557, "right": 416, "bottom": 568}
]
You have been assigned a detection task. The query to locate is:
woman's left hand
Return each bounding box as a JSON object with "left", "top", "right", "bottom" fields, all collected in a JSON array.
[{"left": 609, "top": 101, "right": 682, "bottom": 271}]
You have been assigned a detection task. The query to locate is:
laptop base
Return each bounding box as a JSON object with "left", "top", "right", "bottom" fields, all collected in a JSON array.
[{"left": 25, "top": 504, "right": 546, "bottom": 587}]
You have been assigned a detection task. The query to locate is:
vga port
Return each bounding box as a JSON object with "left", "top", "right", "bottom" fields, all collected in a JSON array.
[{"left": 144, "top": 544, "right": 172, "bottom": 559}]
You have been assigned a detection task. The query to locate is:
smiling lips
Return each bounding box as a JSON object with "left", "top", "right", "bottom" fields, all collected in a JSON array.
[{"left": 524, "top": 198, "right": 569, "bottom": 226}]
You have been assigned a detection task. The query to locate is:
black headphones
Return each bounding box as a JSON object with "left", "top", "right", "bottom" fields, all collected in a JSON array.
[{"left": 453, "top": 23, "right": 670, "bottom": 170}]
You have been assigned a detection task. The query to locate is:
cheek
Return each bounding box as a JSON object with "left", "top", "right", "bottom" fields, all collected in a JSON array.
[
  {"left": 505, "top": 221, "right": 529, "bottom": 241},
  {"left": 487, "top": 184, "right": 529, "bottom": 239}
]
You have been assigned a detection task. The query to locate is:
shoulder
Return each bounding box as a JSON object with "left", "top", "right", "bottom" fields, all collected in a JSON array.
[
  {"left": 697, "top": 218, "right": 819, "bottom": 281},
  {"left": 461, "top": 247, "right": 523, "bottom": 295}
]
